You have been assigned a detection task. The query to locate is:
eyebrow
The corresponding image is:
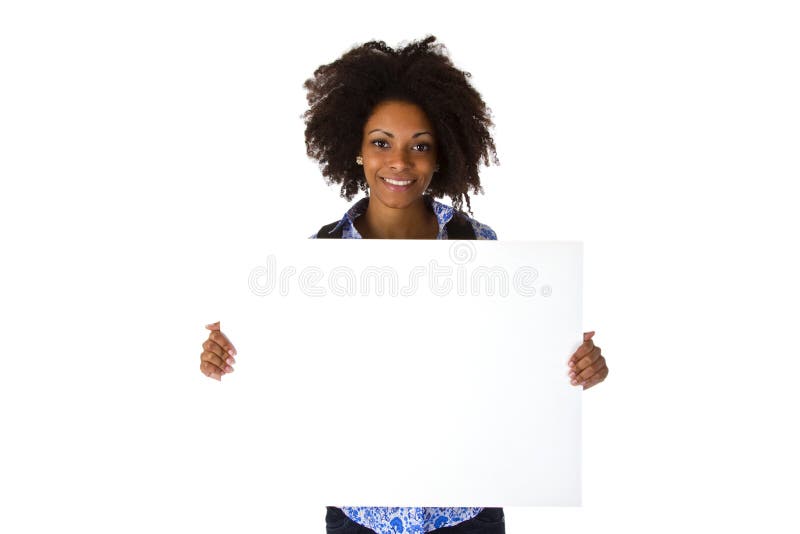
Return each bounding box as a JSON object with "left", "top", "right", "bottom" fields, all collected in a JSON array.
[{"left": 367, "top": 129, "right": 433, "bottom": 138}]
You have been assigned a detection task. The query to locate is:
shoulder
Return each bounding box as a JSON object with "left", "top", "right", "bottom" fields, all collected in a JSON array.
[
  {"left": 309, "top": 197, "right": 368, "bottom": 239},
  {"left": 456, "top": 212, "right": 497, "bottom": 240},
  {"left": 309, "top": 218, "right": 343, "bottom": 239},
  {"left": 429, "top": 196, "right": 497, "bottom": 240}
]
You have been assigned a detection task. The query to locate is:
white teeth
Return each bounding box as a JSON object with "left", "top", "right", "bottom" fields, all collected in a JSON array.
[{"left": 383, "top": 177, "right": 413, "bottom": 186}]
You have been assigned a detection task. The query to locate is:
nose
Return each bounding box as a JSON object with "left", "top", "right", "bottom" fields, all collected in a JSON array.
[{"left": 387, "top": 149, "right": 411, "bottom": 171}]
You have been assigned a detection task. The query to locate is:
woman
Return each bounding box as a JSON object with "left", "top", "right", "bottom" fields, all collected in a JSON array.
[{"left": 199, "top": 36, "right": 609, "bottom": 534}]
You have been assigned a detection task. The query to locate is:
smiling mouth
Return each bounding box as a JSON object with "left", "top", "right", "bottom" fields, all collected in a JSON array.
[{"left": 381, "top": 176, "right": 416, "bottom": 186}]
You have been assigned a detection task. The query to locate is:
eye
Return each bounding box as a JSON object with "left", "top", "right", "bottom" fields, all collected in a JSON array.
[
  {"left": 413, "top": 143, "right": 431, "bottom": 152},
  {"left": 371, "top": 139, "right": 389, "bottom": 149}
]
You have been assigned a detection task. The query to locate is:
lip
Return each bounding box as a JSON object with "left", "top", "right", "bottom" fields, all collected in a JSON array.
[{"left": 380, "top": 176, "right": 416, "bottom": 192}]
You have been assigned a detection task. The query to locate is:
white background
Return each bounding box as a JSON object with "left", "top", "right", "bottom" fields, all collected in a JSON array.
[{"left": 1, "top": 1, "right": 798, "bottom": 532}]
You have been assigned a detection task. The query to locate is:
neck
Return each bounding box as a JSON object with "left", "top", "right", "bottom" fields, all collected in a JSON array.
[{"left": 357, "top": 196, "right": 439, "bottom": 239}]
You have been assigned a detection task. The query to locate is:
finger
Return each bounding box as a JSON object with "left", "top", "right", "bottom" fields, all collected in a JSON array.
[
  {"left": 205, "top": 321, "right": 220, "bottom": 331},
  {"left": 575, "top": 355, "right": 605, "bottom": 382},
  {"left": 581, "top": 365, "right": 609, "bottom": 390},
  {"left": 208, "top": 332, "right": 237, "bottom": 356},
  {"left": 210, "top": 330, "right": 237, "bottom": 358},
  {"left": 571, "top": 345, "right": 601, "bottom": 373},
  {"left": 202, "top": 337, "right": 236, "bottom": 374},
  {"left": 202, "top": 339, "right": 234, "bottom": 364},
  {"left": 199, "top": 360, "right": 223, "bottom": 381},
  {"left": 200, "top": 350, "right": 234, "bottom": 374},
  {"left": 575, "top": 345, "right": 602, "bottom": 371},
  {"left": 568, "top": 332, "right": 596, "bottom": 366},
  {"left": 573, "top": 356, "right": 607, "bottom": 384},
  {"left": 568, "top": 339, "right": 595, "bottom": 367}
]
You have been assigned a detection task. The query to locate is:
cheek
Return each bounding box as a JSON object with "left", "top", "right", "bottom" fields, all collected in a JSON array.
[
  {"left": 425, "top": 152, "right": 438, "bottom": 169},
  {"left": 363, "top": 162, "right": 379, "bottom": 182}
]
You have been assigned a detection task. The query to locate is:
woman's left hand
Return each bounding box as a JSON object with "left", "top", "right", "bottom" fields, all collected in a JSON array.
[{"left": 568, "top": 331, "right": 608, "bottom": 390}]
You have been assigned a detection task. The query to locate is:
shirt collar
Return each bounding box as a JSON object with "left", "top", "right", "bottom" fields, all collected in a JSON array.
[{"left": 327, "top": 194, "right": 456, "bottom": 238}]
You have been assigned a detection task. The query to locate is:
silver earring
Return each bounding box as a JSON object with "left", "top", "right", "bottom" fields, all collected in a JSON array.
[{"left": 356, "top": 156, "right": 363, "bottom": 165}]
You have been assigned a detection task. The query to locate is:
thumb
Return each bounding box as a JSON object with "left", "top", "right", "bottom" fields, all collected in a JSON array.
[
  {"left": 205, "top": 321, "right": 221, "bottom": 331},
  {"left": 583, "top": 331, "right": 595, "bottom": 341}
]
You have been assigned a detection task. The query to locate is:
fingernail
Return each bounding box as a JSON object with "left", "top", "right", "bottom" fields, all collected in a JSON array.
[
  {"left": 226, "top": 357, "right": 235, "bottom": 365},
  {"left": 571, "top": 379, "right": 578, "bottom": 385},
  {"left": 569, "top": 371, "right": 576, "bottom": 378},
  {"left": 226, "top": 365, "right": 234, "bottom": 373},
  {"left": 569, "top": 360, "right": 575, "bottom": 367},
  {"left": 228, "top": 349, "right": 235, "bottom": 356}
]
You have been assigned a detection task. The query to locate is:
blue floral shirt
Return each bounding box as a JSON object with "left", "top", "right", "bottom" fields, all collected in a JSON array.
[
  {"left": 310, "top": 194, "right": 498, "bottom": 534},
  {"left": 309, "top": 194, "right": 497, "bottom": 241}
]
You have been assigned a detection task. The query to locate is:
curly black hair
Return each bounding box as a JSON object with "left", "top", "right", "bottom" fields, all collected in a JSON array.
[{"left": 303, "top": 35, "right": 499, "bottom": 214}]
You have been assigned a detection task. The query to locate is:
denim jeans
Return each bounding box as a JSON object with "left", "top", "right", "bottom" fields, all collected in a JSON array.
[{"left": 325, "top": 506, "right": 506, "bottom": 534}]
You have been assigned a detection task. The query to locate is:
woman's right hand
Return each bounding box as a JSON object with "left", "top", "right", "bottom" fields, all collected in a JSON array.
[{"left": 200, "top": 321, "right": 237, "bottom": 381}]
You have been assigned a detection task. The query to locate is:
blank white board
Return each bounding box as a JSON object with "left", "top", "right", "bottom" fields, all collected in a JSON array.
[{"left": 217, "top": 240, "right": 583, "bottom": 507}]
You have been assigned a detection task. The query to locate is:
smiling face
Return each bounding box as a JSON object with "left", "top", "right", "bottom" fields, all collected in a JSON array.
[{"left": 359, "top": 100, "right": 438, "bottom": 210}]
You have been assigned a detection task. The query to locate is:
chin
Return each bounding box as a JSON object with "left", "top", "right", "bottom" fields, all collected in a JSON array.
[{"left": 374, "top": 192, "right": 424, "bottom": 210}]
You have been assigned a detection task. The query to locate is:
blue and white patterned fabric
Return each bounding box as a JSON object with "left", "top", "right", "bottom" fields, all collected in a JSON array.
[
  {"left": 309, "top": 194, "right": 497, "bottom": 241},
  {"left": 310, "top": 194, "right": 497, "bottom": 533}
]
